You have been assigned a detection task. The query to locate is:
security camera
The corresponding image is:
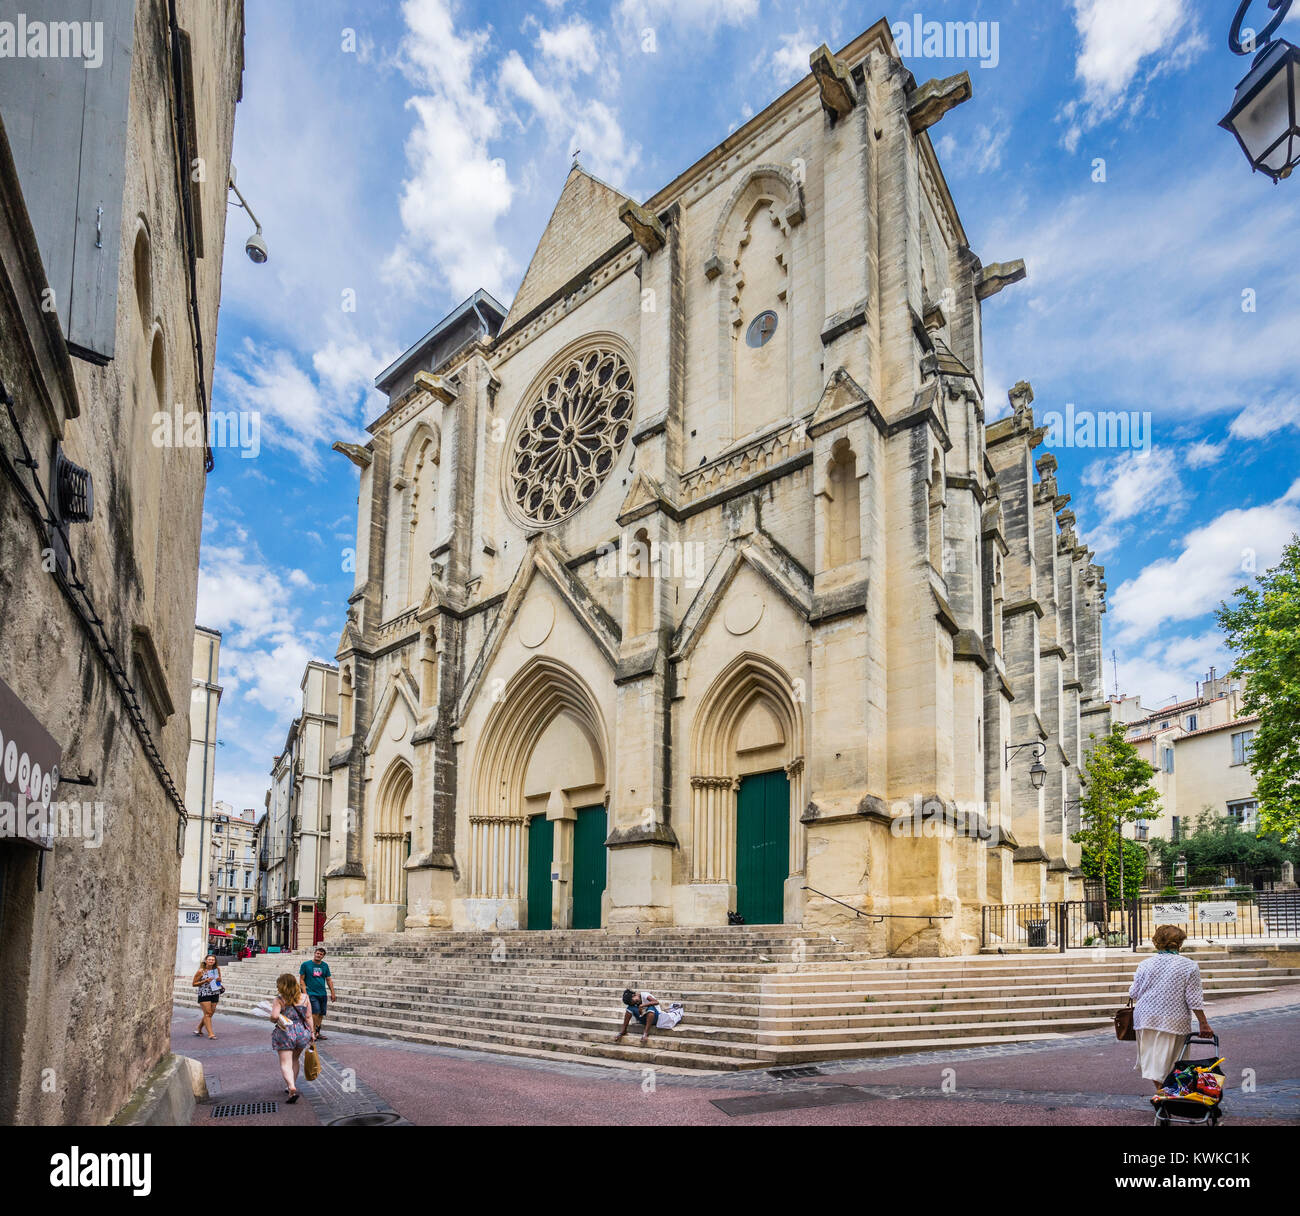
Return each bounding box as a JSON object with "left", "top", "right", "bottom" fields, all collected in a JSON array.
[{"left": 245, "top": 229, "right": 268, "bottom": 264}]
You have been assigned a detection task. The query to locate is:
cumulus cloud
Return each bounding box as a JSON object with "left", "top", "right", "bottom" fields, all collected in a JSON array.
[
  {"left": 1184, "top": 439, "right": 1226, "bottom": 469},
  {"left": 1107, "top": 479, "right": 1300, "bottom": 642},
  {"left": 1082, "top": 447, "right": 1183, "bottom": 526},
  {"left": 1061, "top": 0, "right": 1207, "bottom": 151},
  {"left": 384, "top": 0, "right": 517, "bottom": 300}
]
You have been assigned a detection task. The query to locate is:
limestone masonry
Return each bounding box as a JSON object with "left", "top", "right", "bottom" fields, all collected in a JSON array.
[{"left": 324, "top": 21, "right": 1107, "bottom": 956}]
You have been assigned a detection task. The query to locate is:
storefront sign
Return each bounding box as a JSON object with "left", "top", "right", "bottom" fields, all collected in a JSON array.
[{"left": 0, "top": 674, "right": 62, "bottom": 850}]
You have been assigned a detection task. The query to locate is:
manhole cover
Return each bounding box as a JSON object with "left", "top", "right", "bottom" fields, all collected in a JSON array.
[
  {"left": 211, "top": 1101, "right": 277, "bottom": 1118},
  {"left": 711, "top": 1086, "right": 878, "bottom": 1117},
  {"left": 326, "top": 1110, "right": 404, "bottom": 1126}
]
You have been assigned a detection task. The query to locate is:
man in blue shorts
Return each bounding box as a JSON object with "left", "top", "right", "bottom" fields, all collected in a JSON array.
[{"left": 299, "top": 946, "right": 337, "bottom": 1039}]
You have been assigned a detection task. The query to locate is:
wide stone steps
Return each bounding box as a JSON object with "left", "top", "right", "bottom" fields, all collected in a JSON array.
[{"left": 176, "top": 936, "right": 1300, "bottom": 1071}]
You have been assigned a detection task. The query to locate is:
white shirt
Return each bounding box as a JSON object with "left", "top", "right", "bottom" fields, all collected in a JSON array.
[{"left": 1129, "top": 952, "right": 1204, "bottom": 1035}]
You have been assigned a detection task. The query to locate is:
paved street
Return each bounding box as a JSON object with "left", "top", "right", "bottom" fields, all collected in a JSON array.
[{"left": 172, "top": 985, "right": 1300, "bottom": 1127}]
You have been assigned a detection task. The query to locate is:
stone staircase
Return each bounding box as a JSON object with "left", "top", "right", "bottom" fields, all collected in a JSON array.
[
  {"left": 1258, "top": 891, "right": 1300, "bottom": 935},
  {"left": 173, "top": 928, "right": 1300, "bottom": 1073}
]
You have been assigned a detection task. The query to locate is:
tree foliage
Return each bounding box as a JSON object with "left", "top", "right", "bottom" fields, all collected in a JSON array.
[
  {"left": 1146, "top": 809, "right": 1300, "bottom": 873},
  {"left": 1073, "top": 722, "right": 1161, "bottom": 905},
  {"left": 1217, "top": 534, "right": 1300, "bottom": 841},
  {"left": 1080, "top": 837, "right": 1146, "bottom": 901}
]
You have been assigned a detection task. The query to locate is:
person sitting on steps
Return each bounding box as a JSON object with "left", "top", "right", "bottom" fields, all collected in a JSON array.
[{"left": 614, "top": 988, "right": 660, "bottom": 1046}]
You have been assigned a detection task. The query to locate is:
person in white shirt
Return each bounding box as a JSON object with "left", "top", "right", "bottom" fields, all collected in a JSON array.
[
  {"left": 1128, "top": 924, "right": 1213, "bottom": 1091},
  {"left": 615, "top": 988, "right": 660, "bottom": 1046}
]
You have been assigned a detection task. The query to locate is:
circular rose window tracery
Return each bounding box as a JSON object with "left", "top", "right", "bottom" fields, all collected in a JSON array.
[{"left": 508, "top": 346, "right": 634, "bottom": 526}]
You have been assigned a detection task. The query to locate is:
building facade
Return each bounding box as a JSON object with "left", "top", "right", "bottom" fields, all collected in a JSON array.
[
  {"left": 1113, "top": 670, "right": 1259, "bottom": 842},
  {"left": 0, "top": 1, "right": 244, "bottom": 1122},
  {"left": 207, "top": 805, "right": 257, "bottom": 938},
  {"left": 178, "top": 626, "right": 222, "bottom": 971},
  {"left": 259, "top": 662, "right": 338, "bottom": 948},
  {"left": 324, "top": 23, "right": 1107, "bottom": 955}
]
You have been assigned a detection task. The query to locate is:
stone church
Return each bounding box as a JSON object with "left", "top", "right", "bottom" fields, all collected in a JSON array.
[{"left": 324, "top": 19, "right": 1108, "bottom": 955}]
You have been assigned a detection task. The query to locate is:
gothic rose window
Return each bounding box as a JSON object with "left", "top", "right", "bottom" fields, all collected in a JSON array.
[{"left": 508, "top": 347, "right": 634, "bottom": 525}]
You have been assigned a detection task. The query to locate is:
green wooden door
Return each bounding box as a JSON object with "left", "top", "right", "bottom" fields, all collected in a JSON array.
[
  {"left": 735, "top": 770, "right": 790, "bottom": 924},
  {"left": 526, "top": 815, "right": 553, "bottom": 930},
  {"left": 572, "top": 804, "right": 608, "bottom": 930}
]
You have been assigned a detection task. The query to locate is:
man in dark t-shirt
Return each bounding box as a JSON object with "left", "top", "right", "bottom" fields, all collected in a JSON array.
[{"left": 299, "top": 947, "right": 337, "bottom": 1038}]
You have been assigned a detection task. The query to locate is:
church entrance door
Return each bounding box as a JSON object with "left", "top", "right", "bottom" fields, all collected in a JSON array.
[
  {"left": 526, "top": 815, "right": 554, "bottom": 930},
  {"left": 736, "top": 770, "right": 789, "bottom": 924},
  {"left": 571, "top": 804, "right": 607, "bottom": 930}
]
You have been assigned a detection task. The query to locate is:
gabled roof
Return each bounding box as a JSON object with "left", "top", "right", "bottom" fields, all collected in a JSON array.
[{"left": 502, "top": 164, "right": 631, "bottom": 331}]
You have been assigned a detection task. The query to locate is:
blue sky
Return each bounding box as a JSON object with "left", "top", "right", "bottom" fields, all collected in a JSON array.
[{"left": 196, "top": 0, "right": 1300, "bottom": 813}]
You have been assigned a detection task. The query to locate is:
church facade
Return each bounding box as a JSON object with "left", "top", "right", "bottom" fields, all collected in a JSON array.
[{"left": 324, "top": 20, "right": 1108, "bottom": 956}]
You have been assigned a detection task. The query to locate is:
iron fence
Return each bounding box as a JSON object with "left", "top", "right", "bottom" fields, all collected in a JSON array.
[
  {"left": 1142, "top": 862, "right": 1282, "bottom": 891},
  {"left": 981, "top": 889, "right": 1300, "bottom": 950}
]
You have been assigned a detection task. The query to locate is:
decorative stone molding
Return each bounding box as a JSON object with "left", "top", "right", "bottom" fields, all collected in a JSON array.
[
  {"left": 679, "top": 415, "right": 812, "bottom": 505},
  {"left": 975, "top": 260, "right": 1027, "bottom": 300}
]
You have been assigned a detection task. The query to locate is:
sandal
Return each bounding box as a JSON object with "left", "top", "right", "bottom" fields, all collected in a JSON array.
[{"left": 287, "top": 1090, "right": 299, "bottom": 1104}]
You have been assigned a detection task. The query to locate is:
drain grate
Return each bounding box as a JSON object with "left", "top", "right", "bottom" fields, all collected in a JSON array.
[
  {"left": 766, "top": 1065, "right": 824, "bottom": 1079},
  {"left": 326, "top": 1110, "right": 403, "bottom": 1127},
  {"left": 211, "top": 1101, "right": 278, "bottom": 1118}
]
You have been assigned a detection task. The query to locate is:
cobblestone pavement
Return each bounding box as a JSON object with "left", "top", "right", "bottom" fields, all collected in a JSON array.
[{"left": 170, "top": 990, "right": 1300, "bottom": 1126}]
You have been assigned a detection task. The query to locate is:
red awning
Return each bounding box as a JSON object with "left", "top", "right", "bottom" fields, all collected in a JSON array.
[{"left": 207, "top": 927, "right": 230, "bottom": 937}]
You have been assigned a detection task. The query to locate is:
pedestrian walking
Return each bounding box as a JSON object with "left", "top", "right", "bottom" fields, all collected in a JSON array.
[
  {"left": 192, "top": 954, "right": 223, "bottom": 1040},
  {"left": 269, "top": 972, "right": 315, "bottom": 1103},
  {"left": 1128, "top": 924, "right": 1213, "bottom": 1092},
  {"left": 299, "top": 946, "right": 337, "bottom": 1039}
]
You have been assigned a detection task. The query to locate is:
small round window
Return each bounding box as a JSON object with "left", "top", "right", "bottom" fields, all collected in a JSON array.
[{"left": 745, "top": 310, "right": 778, "bottom": 348}]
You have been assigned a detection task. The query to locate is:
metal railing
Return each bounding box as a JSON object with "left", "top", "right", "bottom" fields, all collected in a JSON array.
[
  {"left": 802, "top": 886, "right": 952, "bottom": 925},
  {"left": 982, "top": 890, "right": 1300, "bottom": 950}
]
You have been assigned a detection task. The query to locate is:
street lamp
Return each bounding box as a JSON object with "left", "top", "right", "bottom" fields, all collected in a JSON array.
[
  {"left": 1005, "top": 741, "right": 1047, "bottom": 790},
  {"left": 1219, "top": 0, "right": 1300, "bottom": 182}
]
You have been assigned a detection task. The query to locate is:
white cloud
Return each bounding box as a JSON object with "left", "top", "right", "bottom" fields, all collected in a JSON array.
[
  {"left": 1082, "top": 447, "right": 1182, "bottom": 526},
  {"left": 1062, "top": 0, "right": 1207, "bottom": 150},
  {"left": 937, "top": 122, "right": 1010, "bottom": 176},
  {"left": 384, "top": 0, "right": 517, "bottom": 300},
  {"left": 500, "top": 42, "right": 639, "bottom": 188},
  {"left": 617, "top": 0, "right": 758, "bottom": 34},
  {"left": 1228, "top": 394, "right": 1300, "bottom": 440},
  {"left": 537, "top": 18, "right": 599, "bottom": 76},
  {"left": 1107, "top": 479, "right": 1300, "bottom": 642},
  {"left": 1184, "top": 439, "right": 1226, "bottom": 469},
  {"left": 770, "top": 30, "right": 816, "bottom": 87}
]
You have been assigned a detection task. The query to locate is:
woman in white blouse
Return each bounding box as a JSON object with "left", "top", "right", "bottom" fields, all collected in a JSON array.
[{"left": 1128, "top": 924, "right": 1213, "bottom": 1091}]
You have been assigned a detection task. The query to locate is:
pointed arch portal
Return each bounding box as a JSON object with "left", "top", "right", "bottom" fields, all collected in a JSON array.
[{"left": 689, "top": 653, "right": 806, "bottom": 923}]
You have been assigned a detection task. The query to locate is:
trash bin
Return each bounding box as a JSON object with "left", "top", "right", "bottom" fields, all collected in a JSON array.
[{"left": 1026, "top": 919, "right": 1048, "bottom": 947}]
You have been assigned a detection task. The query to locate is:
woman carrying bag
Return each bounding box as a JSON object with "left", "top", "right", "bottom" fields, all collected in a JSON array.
[
  {"left": 1126, "top": 924, "right": 1213, "bottom": 1092},
  {"left": 268, "top": 973, "right": 316, "bottom": 1104}
]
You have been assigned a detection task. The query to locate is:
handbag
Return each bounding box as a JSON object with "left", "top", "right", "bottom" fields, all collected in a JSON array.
[
  {"left": 1115, "top": 998, "right": 1136, "bottom": 1041},
  {"left": 303, "top": 1043, "right": 321, "bottom": 1081}
]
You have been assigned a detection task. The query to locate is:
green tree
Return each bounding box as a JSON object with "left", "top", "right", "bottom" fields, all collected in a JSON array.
[
  {"left": 1080, "top": 837, "right": 1146, "bottom": 902},
  {"left": 1073, "top": 722, "right": 1161, "bottom": 914},
  {"left": 1217, "top": 534, "right": 1300, "bottom": 841}
]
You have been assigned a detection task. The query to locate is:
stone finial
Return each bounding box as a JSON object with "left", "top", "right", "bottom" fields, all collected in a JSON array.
[
  {"left": 976, "top": 260, "right": 1027, "bottom": 300},
  {"left": 907, "top": 71, "right": 973, "bottom": 133},
  {"left": 1036, "top": 452, "right": 1058, "bottom": 474},
  {"left": 810, "top": 44, "right": 856, "bottom": 119},
  {"left": 1057, "top": 508, "right": 1076, "bottom": 530},
  {"left": 414, "top": 370, "right": 457, "bottom": 404},
  {"left": 619, "top": 200, "right": 666, "bottom": 254},
  {"left": 332, "top": 441, "right": 372, "bottom": 469}
]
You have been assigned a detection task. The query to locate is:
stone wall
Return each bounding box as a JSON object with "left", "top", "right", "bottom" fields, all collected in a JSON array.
[{"left": 0, "top": 0, "right": 243, "bottom": 1123}]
